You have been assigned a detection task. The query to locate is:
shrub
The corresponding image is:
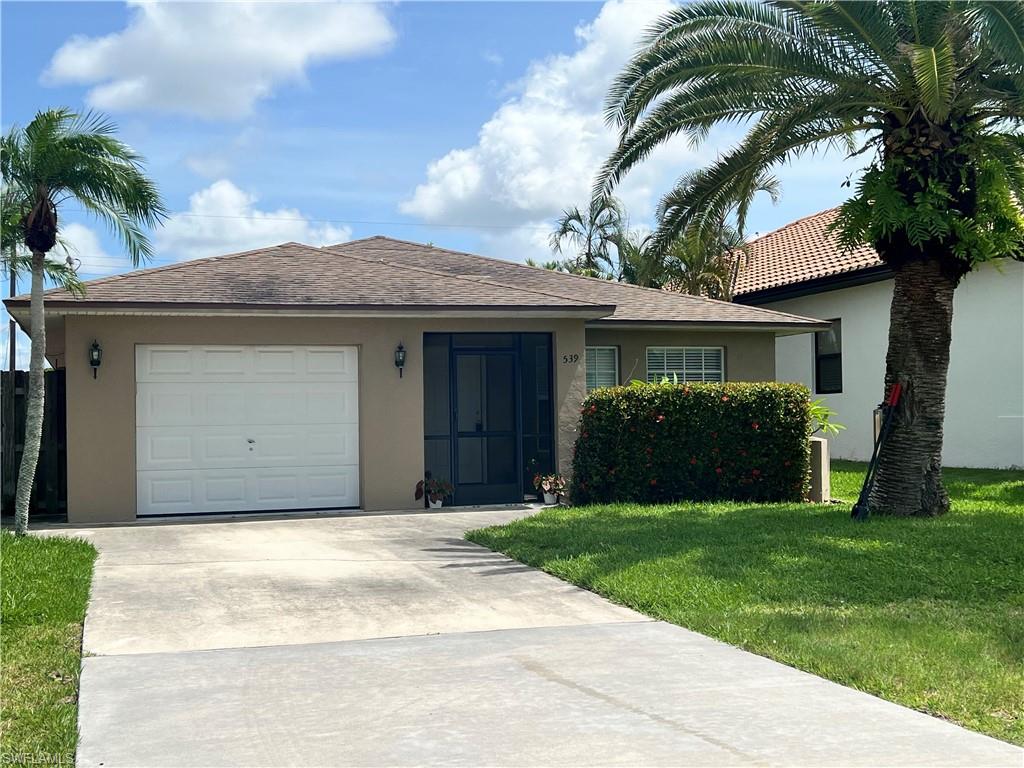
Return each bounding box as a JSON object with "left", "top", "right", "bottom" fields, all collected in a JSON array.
[{"left": 571, "top": 381, "right": 812, "bottom": 504}]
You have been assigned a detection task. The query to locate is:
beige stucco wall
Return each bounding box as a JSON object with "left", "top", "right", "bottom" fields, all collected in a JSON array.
[
  {"left": 583, "top": 328, "right": 776, "bottom": 383},
  {"left": 61, "top": 314, "right": 586, "bottom": 523}
]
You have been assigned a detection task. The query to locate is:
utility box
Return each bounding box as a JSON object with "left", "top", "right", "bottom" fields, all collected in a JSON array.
[{"left": 809, "top": 436, "right": 831, "bottom": 503}]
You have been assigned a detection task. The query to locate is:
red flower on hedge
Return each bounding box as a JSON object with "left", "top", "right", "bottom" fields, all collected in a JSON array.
[
  {"left": 649, "top": 478, "right": 657, "bottom": 486},
  {"left": 589, "top": 404, "right": 598, "bottom": 414},
  {"left": 751, "top": 422, "right": 760, "bottom": 430},
  {"left": 721, "top": 395, "right": 729, "bottom": 402},
  {"left": 752, "top": 469, "right": 761, "bottom": 477},
  {"left": 655, "top": 414, "right": 665, "bottom": 423},
  {"left": 582, "top": 431, "right": 589, "bottom": 438},
  {"left": 715, "top": 467, "right": 723, "bottom": 475},
  {"left": 689, "top": 457, "right": 697, "bottom": 465},
  {"left": 645, "top": 447, "right": 653, "bottom": 455}
]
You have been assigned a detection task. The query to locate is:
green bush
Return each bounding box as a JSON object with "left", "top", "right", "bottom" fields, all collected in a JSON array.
[{"left": 572, "top": 381, "right": 812, "bottom": 504}]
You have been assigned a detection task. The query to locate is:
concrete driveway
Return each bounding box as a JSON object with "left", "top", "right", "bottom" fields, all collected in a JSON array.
[{"left": 67, "top": 509, "right": 1020, "bottom": 767}]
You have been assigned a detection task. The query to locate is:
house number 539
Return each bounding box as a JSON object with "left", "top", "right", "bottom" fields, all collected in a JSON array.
[{"left": 562, "top": 353, "right": 580, "bottom": 364}]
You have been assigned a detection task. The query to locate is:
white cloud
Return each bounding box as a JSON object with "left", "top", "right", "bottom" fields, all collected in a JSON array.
[
  {"left": 44, "top": 1, "right": 395, "bottom": 119},
  {"left": 57, "top": 223, "right": 130, "bottom": 277},
  {"left": 156, "top": 179, "right": 352, "bottom": 260},
  {"left": 401, "top": 0, "right": 699, "bottom": 238}
]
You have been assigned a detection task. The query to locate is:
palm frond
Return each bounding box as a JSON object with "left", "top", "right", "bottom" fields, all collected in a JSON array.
[
  {"left": 905, "top": 37, "right": 959, "bottom": 122},
  {"left": 3, "top": 107, "right": 167, "bottom": 266}
]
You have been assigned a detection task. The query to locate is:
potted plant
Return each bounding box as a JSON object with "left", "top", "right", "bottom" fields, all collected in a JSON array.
[
  {"left": 533, "top": 473, "right": 566, "bottom": 505},
  {"left": 415, "top": 477, "right": 454, "bottom": 508}
]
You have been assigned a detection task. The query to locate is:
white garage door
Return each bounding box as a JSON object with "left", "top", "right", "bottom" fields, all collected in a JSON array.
[{"left": 136, "top": 345, "right": 359, "bottom": 516}]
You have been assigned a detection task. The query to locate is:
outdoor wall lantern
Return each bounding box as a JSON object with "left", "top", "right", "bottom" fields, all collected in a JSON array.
[
  {"left": 89, "top": 340, "right": 102, "bottom": 379},
  {"left": 394, "top": 342, "right": 407, "bottom": 378}
]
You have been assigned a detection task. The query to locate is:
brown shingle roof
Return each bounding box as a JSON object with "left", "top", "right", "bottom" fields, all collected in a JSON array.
[
  {"left": 326, "top": 237, "right": 825, "bottom": 327},
  {"left": 6, "top": 236, "right": 826, "bottom": 328},
  {"left": 734, "top": 208, "right": 883, "bottom": 296},
  {"left": 9, "top": 241, "right": 610, "bottom": 315}
]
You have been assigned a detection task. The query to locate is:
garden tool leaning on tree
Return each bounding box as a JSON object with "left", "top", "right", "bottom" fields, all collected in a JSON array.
[{"left": 852, "top": 380, "right": 904, "bottom": 522}]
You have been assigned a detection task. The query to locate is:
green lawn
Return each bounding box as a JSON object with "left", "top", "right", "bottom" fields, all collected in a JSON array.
[
  {"left": 467, "top": 461, "right": 1024, "bottom": 745},
  {"left": 1, "top": 531, "right": 97, "bottom": 764}
]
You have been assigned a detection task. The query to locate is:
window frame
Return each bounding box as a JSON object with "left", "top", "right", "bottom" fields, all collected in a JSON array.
[
  {"left": 585, "top": 346, "right": 619, "bottom": 392},
  {"left": 645, "top": 346, "right": 725, "bottom": 384},
  {"left": 814, "top": 319, "right": 843, "bottom": 394}
]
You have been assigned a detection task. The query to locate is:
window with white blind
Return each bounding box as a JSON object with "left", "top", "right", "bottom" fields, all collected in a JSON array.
[
  {"left": 586, "top": 347, "right": 619, "bottom": 391},
  {"left": 646, "top": 346, "right": 724, "bottom": 383}
]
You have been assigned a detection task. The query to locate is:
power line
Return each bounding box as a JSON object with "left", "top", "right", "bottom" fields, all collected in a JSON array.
[{"left": 67, "top": 209, "right": 556, "bottom": 233}]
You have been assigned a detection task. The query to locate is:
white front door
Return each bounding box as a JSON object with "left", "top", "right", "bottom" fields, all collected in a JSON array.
[{"left": 136, "top": 345, "right": 359, "bottom": 515}]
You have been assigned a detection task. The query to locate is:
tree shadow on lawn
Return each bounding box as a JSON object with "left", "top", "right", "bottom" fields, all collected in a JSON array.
[
  {"left": 468, "top": 501, "right": 1024, "bottom": 613},
  {"left": 468, "top": 498, "right": 1024, "bottom": 745}
]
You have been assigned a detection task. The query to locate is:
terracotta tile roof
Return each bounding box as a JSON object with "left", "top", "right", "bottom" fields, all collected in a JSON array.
[
  {"left": 733, "top": 208, "right": 883, "bottom": 296},
  {"left": 6, "top": 236, "right": 826, "bottom": 328}
]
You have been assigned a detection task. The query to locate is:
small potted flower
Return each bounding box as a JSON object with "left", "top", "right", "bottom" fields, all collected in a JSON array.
[
  {"left": 533, "top": 473, "right": 566, "bottom": 505},
  {"left": 415, "top": 477, "right": 454, "bottom": 508}
]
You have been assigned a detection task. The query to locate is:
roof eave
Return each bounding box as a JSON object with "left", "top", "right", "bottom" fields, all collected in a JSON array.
[
  {"left": 735, "top": 264, "right": 893, "bottom": 305},
  {"left": 4, "top": 301, "right": 616, "bottom": 326},
  {"left": 585, "top": 318, "right": 832, "bottom": 333}
]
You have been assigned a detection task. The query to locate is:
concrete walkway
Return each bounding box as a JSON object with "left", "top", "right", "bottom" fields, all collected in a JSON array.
[{"left": 65, "top": 509, "right": 1020, "bottom": 767}]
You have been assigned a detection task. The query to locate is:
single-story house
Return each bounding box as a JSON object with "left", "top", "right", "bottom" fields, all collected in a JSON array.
[
  {"left": 5, "top": 236, "right": 826, "bottom": 523},
  {"left": 734, "top": 209, "right": 1024, "bottom": 469}
]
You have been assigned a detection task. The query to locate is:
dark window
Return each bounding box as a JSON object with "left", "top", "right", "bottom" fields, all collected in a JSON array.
[{"left": 815, "top": 319, "right": 842, "bottom": 394}]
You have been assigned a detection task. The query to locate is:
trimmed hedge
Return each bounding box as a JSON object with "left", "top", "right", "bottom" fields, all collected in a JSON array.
[{"left": 571, "top": 381, "right": 812, "bottom": 504}]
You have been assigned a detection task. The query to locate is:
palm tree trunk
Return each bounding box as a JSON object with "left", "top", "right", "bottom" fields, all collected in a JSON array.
[
  {"left": 867, "top": 258, "right": 954, "bottom": 517},
  {"left": 13, "top": 251, "right": 47, "bottom": 535}
]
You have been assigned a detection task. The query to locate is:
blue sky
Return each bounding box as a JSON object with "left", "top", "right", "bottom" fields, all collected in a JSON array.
[{"left": 2, "top": 0, "right": 866, "bottom": 366}]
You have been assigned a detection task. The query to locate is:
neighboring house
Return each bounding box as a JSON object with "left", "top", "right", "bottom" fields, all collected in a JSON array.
[
  {"left": 4, "top": 236, "right": 825, "bottom": 523},
  {"left": 734, "top": 209, "right": 1024, "bottom": 469}
]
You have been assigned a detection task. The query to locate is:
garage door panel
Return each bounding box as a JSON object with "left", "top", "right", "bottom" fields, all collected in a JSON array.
[
  {"left": 137, "top": 345, "right": 358, "bottom": 383},
  {"left": 137, "top": 383, "right": 358, "bottom": 428},
  {"left": 138, "top": 425, "right": 357, "bottom": 470},
  {"left": 138, "top": 467, "right": 359, "bottom": 515},
  {"left": 308, "top": 469, "right": 357, "bottom": 504},
  {"left": 136, "top": 345, "right": 359, "bottom": 515},
  {"left": 206, "top": 476, "right": 248, "bottom": 504},
  {"left": 306, "top": 347, "right": 356, "bottom": 377},
  {"left": 201, "top": 348, "right": 247, "bottom": 376}
]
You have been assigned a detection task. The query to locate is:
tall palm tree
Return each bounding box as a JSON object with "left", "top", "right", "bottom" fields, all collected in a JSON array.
[
  {"left": 1, "top": 109, "right": 165, "bottom": 534},
  {"left": 550, "top": 195, "right": 624, "bottom": 276},
  {"left": 598, "top": 1, "right": 1024, "bottom": 517}
]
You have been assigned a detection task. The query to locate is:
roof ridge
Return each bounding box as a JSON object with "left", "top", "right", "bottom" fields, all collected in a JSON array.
[
  {"left": 336, "top": 235, "right": 816, "bottom": 322},
  {"left": 317, "top": 242, "right": 607, "bottom": 309},
  {"left": 749, "top": 206, "right": 841, "bottom": 244},
  {"left": 340, "top": 235, "right": 752, "bottom": 308}
]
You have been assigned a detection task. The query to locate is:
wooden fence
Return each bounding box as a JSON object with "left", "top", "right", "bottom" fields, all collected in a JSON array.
[{"left": 1, "top": 369, "right": 67, "bottom": 518}]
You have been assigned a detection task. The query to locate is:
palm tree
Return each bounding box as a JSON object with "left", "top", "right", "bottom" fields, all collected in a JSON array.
[
  {"left": 663, "top": 223, "right": 747, "bottom": 301},
  {"left": 610, "top": 229, "right": 662, "bottom": 287},
  {"left": 524, "top": 256, "right": 569, "bottom": 272},
  {"left": 550, "top": 195, "right": 624, "bottom": 276},
  {"left": 598, "top": 1, "right": 1024, "bottom": 517},
  {"left": 1, "top": 109, "right": 165, "bottom": 534}
]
